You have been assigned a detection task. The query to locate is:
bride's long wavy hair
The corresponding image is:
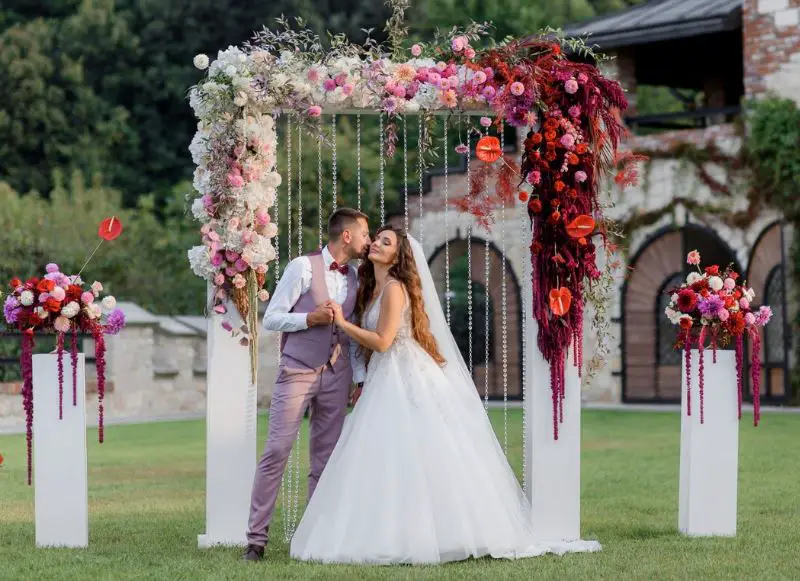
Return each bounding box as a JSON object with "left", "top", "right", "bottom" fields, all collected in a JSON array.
[{"left": 354, "top": 226, "right": 445, "bottom": 365}]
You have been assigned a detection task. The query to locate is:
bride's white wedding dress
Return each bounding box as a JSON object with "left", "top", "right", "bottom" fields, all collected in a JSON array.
[{"left": 289, "top": 237, "right": 600, "bottom": 565}]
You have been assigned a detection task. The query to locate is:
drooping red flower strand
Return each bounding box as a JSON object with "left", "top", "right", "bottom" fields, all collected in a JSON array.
[
  {"left": 698, "top": 327, "right": 706, "bottom": 424},
  {"left": 21, "top": 333, "right": 35, "bottom": 486},
  {"left": 94, "top": 331, "right": 107, "bottom": 443},
  {"left": 57, "top": 332, "right": 65, "bottom": 420},
  {"left": 684, "top": 329, "right": 692, "bottom": 417},
  {"left": 71, "top": 327, "right": 79, "bottom": 407},
  {"left": 750, "top": 330, "right": 762, "bottom": 427},
  {"left": 735, "top": 335, "right": 744, "bottom": 420}
]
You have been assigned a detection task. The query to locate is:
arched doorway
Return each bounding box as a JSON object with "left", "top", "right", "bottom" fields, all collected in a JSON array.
[
  {"left": 747, "top": 222, "right": 790, "bottom": 403},
  {"left": 622, "top": 224, "right": 741, "bottom": 403},
  {"left": 428, "top": 237, "right": 523, "bottom": 399}
]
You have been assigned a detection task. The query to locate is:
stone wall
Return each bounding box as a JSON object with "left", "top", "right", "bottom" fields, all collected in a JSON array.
[
  {"left": 0, "top": 302, "right": 281, "bottom": 430},
  {"left": 744, "top": 0, "right": 800, "bottom": 102}
]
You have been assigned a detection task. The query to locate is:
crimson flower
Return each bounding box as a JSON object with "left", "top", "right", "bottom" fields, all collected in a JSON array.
[{"left": 677, "top": 289, "right": 698, "bottom": 313}]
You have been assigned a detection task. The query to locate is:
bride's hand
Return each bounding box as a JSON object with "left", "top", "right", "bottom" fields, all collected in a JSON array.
[{"left": 330, "top": 302, "right": 345, "bottom": 325}]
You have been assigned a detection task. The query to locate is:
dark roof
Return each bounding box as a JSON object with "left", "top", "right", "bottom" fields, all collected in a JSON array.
[{"left": 564, "top": 0, "right": 742, "bottom": 49}]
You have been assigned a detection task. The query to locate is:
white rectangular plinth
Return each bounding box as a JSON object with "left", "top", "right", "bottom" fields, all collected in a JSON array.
[
  {"left": 32, "top": 353, "right": 88, "bottom": 548},
  {"left": 679, "top": 349, "right": 739, "bottom": 537}
]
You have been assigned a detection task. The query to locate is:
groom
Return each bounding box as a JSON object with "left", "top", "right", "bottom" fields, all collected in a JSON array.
[{"left": 242, "top": 207, "right": 371, "bottom": 561}]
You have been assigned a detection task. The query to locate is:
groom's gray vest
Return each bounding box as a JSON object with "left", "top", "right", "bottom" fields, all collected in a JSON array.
[{"left": 280, "top": 251, "right": 357, "bottom": 370}]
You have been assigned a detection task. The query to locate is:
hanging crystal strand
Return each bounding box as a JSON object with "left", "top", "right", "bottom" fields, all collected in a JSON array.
[
  {"left": 356, "top": 114, "right": 362, "bottom": 211},
  {"left": 379, "top": 113, "right": 385, "bottom": 225},
  {"left": 466, "top": 130, "right": 473, "bottom": 376},
  {"left": 417, "top": 114, "right": 424, "bottom": 245},
  {"left": 403, "top": 115, "right": 409, "bottom": 233},
  {"left": 483, "top": 124, "right": 491, "bottom": 411},
  {"left": 443, "top": 118, "right": 451, "bottom": 326},
  {"left": 331, "top": 114, "right": 338, "bottom": 213},
  {"left": 500, "top": 121, "right": 509, "bottom": 454},
  {"left": 286, "top": 117, "right": 293, "bottom": 260},
  {"left": 297, "top": 123, "right": 303, "bottom": 255},
  {"left": 317, "top": 131, "right": 323, "bottom": 249},
  {"left": 521, "top": 199, "right": 530, "bottom": 494}
]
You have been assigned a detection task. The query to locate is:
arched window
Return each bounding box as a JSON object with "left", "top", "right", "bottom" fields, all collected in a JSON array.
[
  {"left": 764, "top": 266, "right": 786, "bottom": 366},
  {"left": 656, "top": 273, "right": 684, "bottom": 366}
]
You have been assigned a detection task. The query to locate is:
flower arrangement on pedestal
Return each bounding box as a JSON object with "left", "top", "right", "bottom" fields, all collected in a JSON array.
[
  {"left": 2, "top": 218, "right": 126, "bottom": 484},
  {"left": 188, "top": 1, "right": 637, "bottom": 436},
  {"left": 665, "top": 250, "right": 772, "bottom": 426}
]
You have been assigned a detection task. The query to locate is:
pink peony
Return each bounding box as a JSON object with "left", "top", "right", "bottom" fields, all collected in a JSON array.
[
  {"left": 81, "top": 291, "right": 95, "bottom": 305},
  {"left": 718, "top": 309, "right": 730, "bottom": 322},
  {"left": 474, "top": 71, "right": 487, "bottom": 84},
  {"left": 565, "top": 79, "right": 579, "bottom": 94},
  {"left": 308, "top": 105, "right": 322, "bottom": 117},
  {"left": 436, "top": 61, "right": 447, "bottom": 71},
  {"left": 482, "top": 86, "right": 496, "bottom": 100},
  {"left": 393, "top": 86, "right": 407, "bottom": 98},
  {"left": 255, "top": 209, "right": 270, "bottom": 226},
  {"left": 526, "top": 170, "right": 541, "bottom": 185},
  {"left": 451, "top": 36, "right": 467, "bottom": 52},
  {"left": 46, "top": 263, "right": 60, "bottom": 274},
  {"left": 411, "top": 44, "right": 422, "bottom": 57},
  {"left": 723, "top": 277, "right": 736, "bottom": 290},
  {"left": 574, "top": 170, "right": 588, "bottom": 183},
  {"left": 464, "top": 47, "right": 476, "bottom": 59},
  {"left": 50, "top": 287, "right": 66, "bottom": 301},
  {"left": 342, "top": 83, "right": 354, "bottom": 96},
  {"left": 235, "top": 259, "right": 249, "bottom": 272},
  {"left": 211, "top": 252, "right": 224, "bottom": 267},
  {"left": 560, "top": 134, "right": 576, "bottom": 148},
  {"left": 427, "top": 72, "right": 441, "bottom": 85},
  {"left": 214, "top": 273, "right": 225, "bottom": 286},
  {"left": 334, "top": 72, "right": 348, "bottom": 86},
  {"left": 739, "top": 298, "right": 750, "bottom": 310},
  {"left": 225, "top": 266, "right": 237, "bottom": 277},
  {"left": 307, "top": 68, "right": 320, "bottom": 82},
  {"left": 232, "top": 274, "right": 247, "bottom": 289},
  {"left": 510, "top": 82, "right": 525, "bottom": 96},
  {"left": 322, "top": 78, "right": 337, "bottom": 92},
  {"left": 227, "top": 173, "right": 245, "bottom": 188},
  {"left": 225, "top": 250, "right": 239, "bottom": 262},
  {"left": 686, "top": 250, "right": 701, "bottom": 266}
]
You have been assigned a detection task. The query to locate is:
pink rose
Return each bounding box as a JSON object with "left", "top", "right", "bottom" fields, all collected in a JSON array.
[
  {"left": 565, "top": 79, "right": 579, "bottom": 94},
  {"left": 342, "top": 83, "right": 354, "bottom": 96},
  {"left": 483, "top": 67, "right": 494, "bottom": 79},
  {"left": 686, "top": 250, "right": 701, "bottom": 266},
  {"left": 241, "top": 230, "right": 255, "bottom": 245},
  {"left": 739, "top": 298, "right": 750, "bottom": 309},
  {"left": 482, "top": 86, "right": 496, "bottom": 100},
  {"left": 510, "top": 81, "right": 525, "bottom": 96},
  {"left": 436, "top": 61, "right": 447, "bottom": 71},
  {"left": 225, "top": 267, "right": 237, "bottom": 277},
  {"left": 577, "top": 72, "right": 588, "bottom": 83},
  {"left": 255, "top": 209, "right": 270, "bottom": 226},
  {"left": 723, "top": 277, "right": 735, "bottom": 290},
  {"left": 560, "top": 134, "right": 576, "bottom": 148},
  {"left": 225, "top": 250, "right": 239, "bottom": 262},
  {"left": 464, "top": 47, "right": 476, "bottom": 59},
  {"left": 474, "top": 71, "right": 487, "bottom": 84},
  {"left": 455, "top": 144, "right": 469, "bottom": 155},
  {"left": 235, "top": 259, "right": 249, "bottom": 272},
  {"left": 256, "top": 264, "right": 268, "bottom": 275},
  {"left": 91, "top": 281, "right": 103, "bottom": 294},
  {"left": 393, "top": 86, "right": 406, "bottom": 98},
  {"left": 574, "top": 170, "right": 588, "bottom": 183},
  {"left": 306, "top": 68, "right": 320, "bottom": 82},
  {"left": 211, "top": 252, "right": 224, "bottom": 267},
  {"left": 427, "top": 72, "right": 441, "bottom": 85},
  {"left": 718, "top": 309, "right": 729, "bottom": 322},
  {"left": 215, "top": 289, "right": 227, "bottom": 301},
  {"left": 334, "top": 72, "right": 348, "bottom": 86},
  {"left": 451, "top": 36, "right": 467, "bottom": 52},
  {"left": 81, "top": 291, "right": 95, "bottom": 305},
  {"left": 308, "top": 105, "right": 322, "bottom": 117},
  {"left": 322, "top": 78, "right": 336, "bottom": 92},
  {"left": 51, "top": 287, "right": 66, "bottom": 301},
  {"left": 227, "top": 173, "right": 245, "bottom": 188},
  {"left": 46, "top": 263, "right": 59, "bottom": 274},
  {"left": 214, "top": 273, "right": 225, "bottom": 286},
  {"left": 568, "top": 105, "right": 581, "bottom": 118},
  {"left": 200, "top": 223, "right": 212, "bottom": 237},
  {"left": 411, "top": 44, "right": 422, "bottom": 57},
  {"left": 232, "top": 274, "right": 247, "bottom": 289},
  {"left": 526, "top": 170, "right": 541, "bottom": 185}
]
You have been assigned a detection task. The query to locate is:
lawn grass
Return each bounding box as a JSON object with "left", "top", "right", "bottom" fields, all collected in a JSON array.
[{"left": 0, "top": 409, "right": 798, "bottom": 580}]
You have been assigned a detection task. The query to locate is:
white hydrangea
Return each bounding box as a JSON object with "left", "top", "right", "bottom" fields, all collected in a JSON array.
[
  {"left": 414, "top": 84, "right": 440, "bottom": 109},
  {"left": 665, "top": 307, "right": 682, "bottom": 324},
  {"left": 262, "top": 171, "right": 282, "bottom": 189},
  {"left": 189, "top": 130, "right": 209, "bottom": 165},
  {"left": 193, "top": 53, "right": 209, "bottom": 70},
  {"left": 61, "top": 301, "right": 80, "bottom": 319},
  {"left": 86, "top": 303, "right": 102, "bottom": 320},
  {"left": 19, "top": 290, "right": 34, "bottom": 306},
  {"left": 245, "top": 235, "right": 276, "bottom": 265},
  {"left": 192, "top": 167, "right": 211, "bottom": 197},
  {"left": 708, "top": 276, "right": 724, "bottom": 291},
  {"left": 101, "top": 296, "right": 117, "bottom": 311},
  {"left": 188, "top": 246, "right": 216, "bottom": 281},
  {"left": 687, "top": 272, "right": 703, "bottom": 285},
  {"left": 244, "top": 182, "right": 275, "bottom": 210},
  {"left": 191, "top": 196, "right": 209, "bottom": 221}
]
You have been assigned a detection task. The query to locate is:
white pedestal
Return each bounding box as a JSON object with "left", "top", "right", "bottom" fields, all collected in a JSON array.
[
  {"left": 198, "top": 292, "right": 258, "bottom": 548},
  {"left": 524, "top": 320, "right": 581, "bottom": 542},
  {"left": 32, "top": 353, "right": 88, "bottom": 548},
  {"left": 679, "top": 349, "right": 739, "bottom": 536}
]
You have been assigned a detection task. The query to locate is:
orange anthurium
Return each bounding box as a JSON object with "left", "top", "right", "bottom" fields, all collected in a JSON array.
[
  {"left": 566, "top": 214, "right": 595, "bottom": 239},
  {"left": 475, "top": 136, "right": 502, "bottom": 163},
  {"left": 549, "top": 287, "right": 572, "bottom": 317}
]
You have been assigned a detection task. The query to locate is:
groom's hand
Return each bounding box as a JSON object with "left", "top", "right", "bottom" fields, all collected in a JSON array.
[{"left": 307, "top": 303, "right": 334, "bottom": 327}]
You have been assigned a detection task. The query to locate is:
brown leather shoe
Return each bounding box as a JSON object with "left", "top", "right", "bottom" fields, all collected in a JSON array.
[{"left": 241, "top": 544, "right": 264, "bottom": 561}]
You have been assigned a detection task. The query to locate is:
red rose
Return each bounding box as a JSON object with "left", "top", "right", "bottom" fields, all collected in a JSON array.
[
  {"left": 679, "top": 317, "right": 693, "bottom": 330},
  {"left": 704, "top": 265, "right": 720, "bottom": 276},
  {"left": 10, "top": 278, "right": 21, "bottom": 288},
  {"left": 29, "top": 313, "right": 42, "bottom": 326},
  {"left": 67, "top": 285, "right": 83, "bottom": 301},
  {"left": 45, "top": 297, "right": 62, "bottom": 313},
  {"left": 36, "top": 279, "right": 55, "bottom": 293},
  {"left": 727, "top": 311, "right": 745, "bottom": 336},
  {"left": 532, "top": 133, "right": 543, "bottom": 145},
  {"left": 576, "top": 143, "right": 588, "bottom": 154}
]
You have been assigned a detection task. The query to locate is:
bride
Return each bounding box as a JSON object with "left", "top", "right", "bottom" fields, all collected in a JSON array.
[{"left": 289, "top": 225, "right": 600, "bottom": 565}]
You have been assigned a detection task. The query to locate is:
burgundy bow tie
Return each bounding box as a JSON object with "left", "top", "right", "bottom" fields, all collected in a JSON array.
[{"left": 329, "top": 261, "right": 349, "bottom": 275}]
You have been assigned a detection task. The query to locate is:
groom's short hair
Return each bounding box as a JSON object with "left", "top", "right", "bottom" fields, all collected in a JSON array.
[{"left": 328, "top": 208, "right": 368, "bottom": 240}]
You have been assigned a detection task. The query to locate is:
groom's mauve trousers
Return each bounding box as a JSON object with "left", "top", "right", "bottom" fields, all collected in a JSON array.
[{"left": 246, "top": 353, "right": 352, "bottom": 547}]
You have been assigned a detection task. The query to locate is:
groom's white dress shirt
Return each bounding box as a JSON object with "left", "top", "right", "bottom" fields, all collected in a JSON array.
[{"left": 263, "top": 246, "right": 366, "bottom": 382}]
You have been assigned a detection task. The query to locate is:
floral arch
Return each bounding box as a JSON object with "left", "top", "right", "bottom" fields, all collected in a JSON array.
[{"left": 187, "top": 6, "right": 632, "bottom": 437}]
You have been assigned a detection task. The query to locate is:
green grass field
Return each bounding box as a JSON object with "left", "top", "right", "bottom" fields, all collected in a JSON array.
[{"left": 0, "top": 410, "right": 798, "bottom": 580}]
